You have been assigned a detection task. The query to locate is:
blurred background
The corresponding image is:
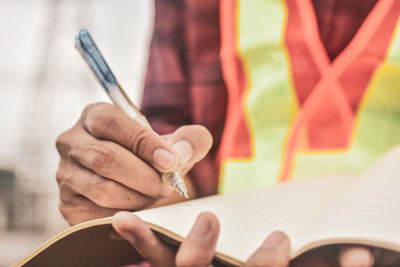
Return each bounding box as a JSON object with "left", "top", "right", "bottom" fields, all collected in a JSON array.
[{"left": 0, "top": 0, "right": 153, "bottom": 265}]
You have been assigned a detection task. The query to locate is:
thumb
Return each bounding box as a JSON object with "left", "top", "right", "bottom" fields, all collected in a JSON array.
[
  {"left": 245, "top": 231, "right": 291, "bottom": 267},
  {"left": 176, "top": 212, "right": 220, "bottom": 267},
  {"left": 166, "top": 125, "right": 213, "bottom": 174}
]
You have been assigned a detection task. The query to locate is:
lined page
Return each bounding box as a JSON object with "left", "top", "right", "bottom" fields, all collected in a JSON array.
[
  {"left": 135, "top": 175, "right": 354, "bottom": 263},
  {"left": 295, "top": 149, "right": 400, "bottom": 256}
]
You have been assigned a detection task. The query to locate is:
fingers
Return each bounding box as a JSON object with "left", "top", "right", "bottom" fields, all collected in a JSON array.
[
  {"left": 113, "top": 212, "right": 220, "bottom": 267},
  {"left": 57, "top": 160, "right": 153, "bottom": 210},
  {"left": 78, "top": 103, "right": 212, "bottom": 194},
  {"left": 81, "top": 103, "right": 213, "bottom": 175},
  {"left": 245, "top": 231, "right": 291, "bottom": 267},
  {"left": 338, "top": 245, "right": 374, "bottom": 267},
  {"left": 176, "top": 212, "right": 220, "bottom": 267},
  {"left": 112, "top": 212, "right": 176, "bottom": 267},
  {"left": 57, "top": 126, "right": 171, "bottom": 198},
  {"left": 56, "top": 102, "right": 214, "bottom": 224},
  {"left": 81, "top": 103, "right": 179, "bottom": 172}
]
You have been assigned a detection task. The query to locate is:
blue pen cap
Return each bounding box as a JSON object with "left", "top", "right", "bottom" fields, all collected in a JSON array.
[{"left": 75, "top": 29, "right": 117, "bottom": 92}]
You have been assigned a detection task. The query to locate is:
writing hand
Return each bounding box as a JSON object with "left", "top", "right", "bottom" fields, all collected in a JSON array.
[{"left": 55, "top": 102, "right": 212, "bottom": 225}]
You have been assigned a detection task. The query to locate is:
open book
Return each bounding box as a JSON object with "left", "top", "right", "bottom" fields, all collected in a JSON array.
[{"left": 13, "top": 151, "right": 400, "bottom": 266}]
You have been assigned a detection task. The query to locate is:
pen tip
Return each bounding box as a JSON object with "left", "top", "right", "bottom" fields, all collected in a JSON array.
[{"left": 183, "top": 192, "right": 189, "bottom": 199}]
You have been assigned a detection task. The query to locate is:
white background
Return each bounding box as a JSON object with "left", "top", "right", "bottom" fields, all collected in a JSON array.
[{"left": 0, "top": 1, "right": 153, "bottom": 265}]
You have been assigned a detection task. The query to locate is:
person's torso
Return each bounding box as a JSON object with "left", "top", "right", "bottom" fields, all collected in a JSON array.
[{"left": 217, "top": 0, "right": 400, "bottom": 193}]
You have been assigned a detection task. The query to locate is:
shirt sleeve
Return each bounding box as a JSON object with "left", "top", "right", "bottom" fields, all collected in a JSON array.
[
  {"left": 141, "top": 0, "right": 227, "bottom": 195},
  {"left": 141, "top": 0, "right": 191, "bottom": 134}
]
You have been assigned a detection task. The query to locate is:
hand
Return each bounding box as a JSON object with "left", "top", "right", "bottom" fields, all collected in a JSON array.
[
  {"left": 112, "top": 211, "right": 290, "bottom": 267},
  {"left": 112, "top": 211, "right": 400, "bottom": 267},
  {"left": 55, "top": 103, "right": 212, "bottom": 225},
  {"left": 112, "top": 211, "right": 293, "bottom": 266}
]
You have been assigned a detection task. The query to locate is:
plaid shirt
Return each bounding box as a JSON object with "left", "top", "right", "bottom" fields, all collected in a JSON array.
[{"left": 141, "top": 0, "right": 378, "bottom": 196}]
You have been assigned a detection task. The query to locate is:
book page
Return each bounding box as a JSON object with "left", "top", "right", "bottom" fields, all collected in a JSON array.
[
  {"left": 294, "top": 149, "right": 400, "bottom": 257},
  {"left": 135, "top": 175, "right": 355, "bottom": 264}
]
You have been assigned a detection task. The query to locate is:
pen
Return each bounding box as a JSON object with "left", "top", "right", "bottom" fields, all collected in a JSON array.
[{"left": 75, "top": 29, "right": 189, "bottom": 199}]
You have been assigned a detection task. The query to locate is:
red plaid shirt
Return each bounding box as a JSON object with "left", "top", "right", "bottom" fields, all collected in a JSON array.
[{"left": 141, "top": 0, "right": 378, "bottom": 196}]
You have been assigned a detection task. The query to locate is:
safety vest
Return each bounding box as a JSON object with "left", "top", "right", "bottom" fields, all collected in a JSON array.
[{"left": 217, "top": 0, "right": 400, "bottom": 194}]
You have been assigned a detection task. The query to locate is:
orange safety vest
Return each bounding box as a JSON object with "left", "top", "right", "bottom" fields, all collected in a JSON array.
[{"left": 217, "top": 0, "right": 400, "bottom": 194}]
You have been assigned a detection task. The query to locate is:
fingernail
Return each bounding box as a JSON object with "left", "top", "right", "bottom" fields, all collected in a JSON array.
[
  {"left": 153, "top": 149, "right": 176, "bottom": 170},
  {"left": 190, "top": 214, "right": 211, "bottom": 239},
  {"left": 160, "top": 184, "right": 174, "bottom": 197},
  {"left": 262, "top": 231, "right": 285, "bottom": 248},
  {"left": 173, "top": 140, "right": 193, "bottom": 164}
]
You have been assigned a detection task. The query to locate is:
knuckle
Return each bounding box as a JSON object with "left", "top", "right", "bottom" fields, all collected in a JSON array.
[
  {"left": 92, "top": 114, "right": 108, "bottom": 133},
  {"left": 82, "top": 102, "right": 110, "bottom": 119},
  {"left": 94, "top": 180, "right": 117, "bottom": 208},
  {"left": 83, "top": 103, "right": 118, "bottom": 137},
  {"left": 58, "top": 200, "right": 68, "bottom": 219},
  {"left": 55, "top": 131, "right": 72, "bottom": 156},
  {"left": 55, "top": 168, "right": 64, "bottom": 185},
  {"left": 56, "top": 161, "right": 70, "bottom": 185},
  {"left": 130, "top": 127, "right": 153, "bottom": 156},
  {"left": 89, "top": 143, "right": 115, "bottom": 171},
  {"left": 56, "top": 161, "right": 77, "bottom": 189},
  {"left": 88, "top": 113, "right": 108, "bottom": 136},
  {"left": 58, "top": 182, "right": 73, "bottom": 203},
  {"left": 58, "top": 200, "right": 69, "bottom": 218}
]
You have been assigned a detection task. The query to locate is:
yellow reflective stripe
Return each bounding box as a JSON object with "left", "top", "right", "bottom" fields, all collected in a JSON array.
[
  {"left": 291, "top": 21, "right": 400, "bottom": 181},
  {"left": 388, "top": 18, "right": 400, "bottom": 65},
  {"left": 219, "top": 0, "right": 296, "bottom": 194}
]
